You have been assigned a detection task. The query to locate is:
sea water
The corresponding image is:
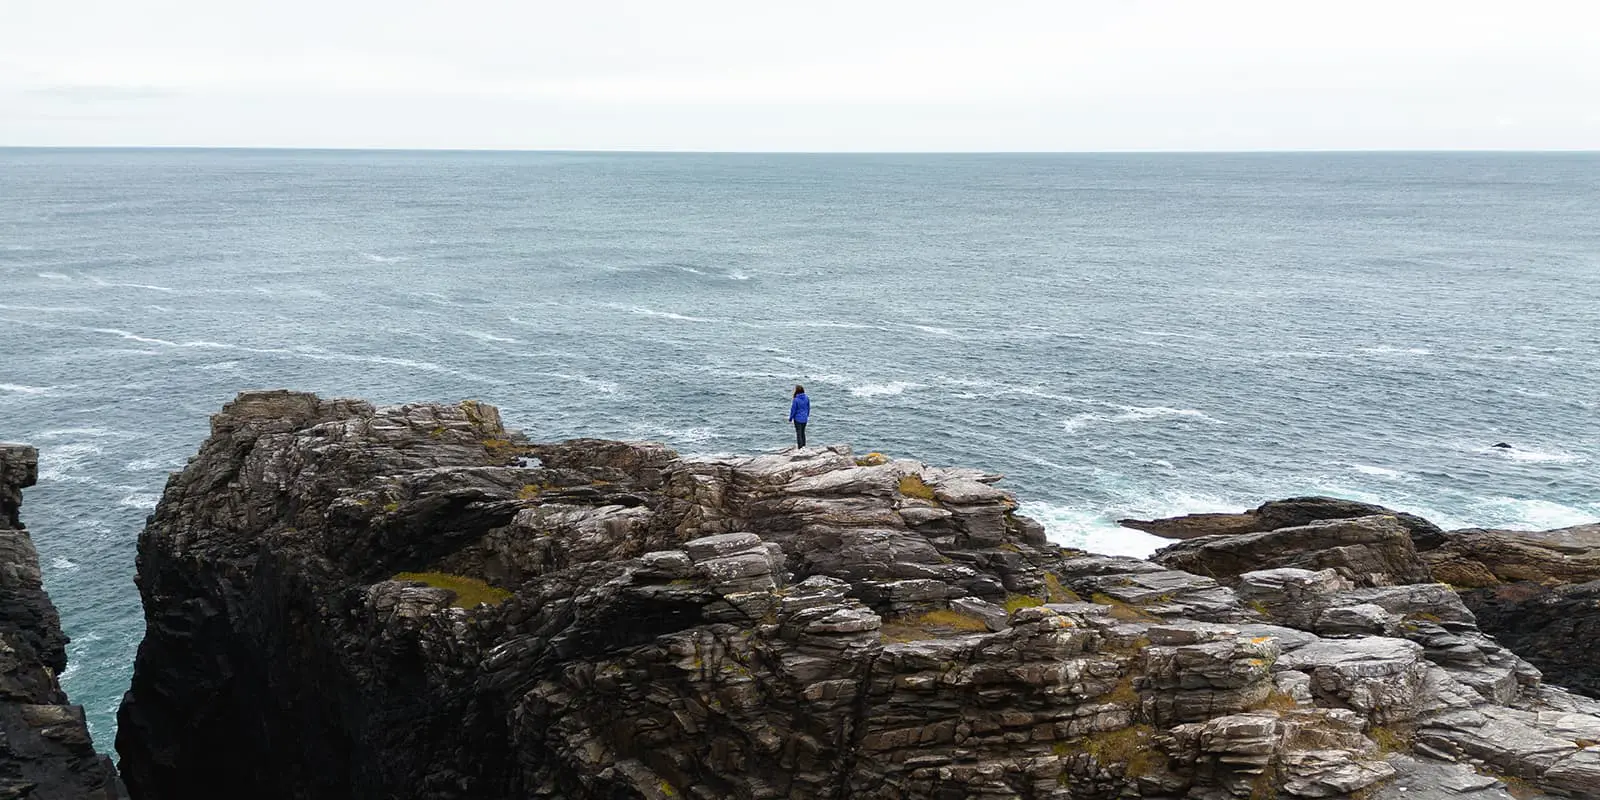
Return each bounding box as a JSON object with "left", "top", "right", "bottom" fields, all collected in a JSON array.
[{"left": 2, "top": 149, "right": 1597, "bottom": 744}]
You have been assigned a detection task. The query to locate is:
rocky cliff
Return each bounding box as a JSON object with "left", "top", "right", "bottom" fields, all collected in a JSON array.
[
  {"left": 1126, "top": 500, "right": 1600, "bottom": 701},
  {"left": 0, "top": 444, "right": 124, "bottom": 799},
  {"left": 114, "top": 392, "right": 1600, "bottom": 799}
]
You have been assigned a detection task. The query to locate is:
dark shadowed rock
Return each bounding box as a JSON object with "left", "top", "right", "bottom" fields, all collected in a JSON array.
[
  {"left": 111, "top": 394, "right": 1600, "bottom": 800},
  {"left": 0, "top": 443, "right": 125, "bottom": 799},
  {"left": 1418, "top": 523, "right": 1600, "bottom": 698},
  {"left": 1122, "top": 496, "right": 1450, "bottom": 549},
  {"left": 1457, "top": 580, "right": 1600, "bottom": 699}
]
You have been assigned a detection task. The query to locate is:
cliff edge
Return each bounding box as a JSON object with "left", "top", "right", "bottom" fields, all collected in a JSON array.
[
  {"left": 0, "top": 443, "right": 124, "bottom": 799},
  {"left": 115, "top": 392, "right": 1600, "bottom": 799}
]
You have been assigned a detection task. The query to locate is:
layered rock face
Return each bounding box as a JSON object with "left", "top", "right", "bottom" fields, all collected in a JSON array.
[
  {"left": 116, "top": 393, "right": 1600, "bottom": 799},
  {"left": 0, "top": 444, "right": 124, "bottom": 799},
  {"left": 1119, "top": 498, "right": 1448, "bottom": 550},
  {"left": 1130, "top": 499, "right": 1600, "bottom": 701},
  {"left": 1426, "top": 524, "right": 1600, "bottom": 700}
]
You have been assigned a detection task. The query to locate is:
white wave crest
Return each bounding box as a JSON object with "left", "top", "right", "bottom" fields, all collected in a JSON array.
[
  {"left": 0, "top": 383, "right": 51, "bottom": 395},
  {"left": 36, "top": 427, "right": 122, "bottom": 439},
  {"left": 0, "top": 304, "right": 101, "bottom": 313},
  {"left": 50, "top": 557, "right": 79, "bottom": 572},
  {"left": 1063, "top": 405, "right": 1221, "bottom": 433},
  {"left": 1346, "top": 463, "right": 1409, "bottom": 480},
  {"left": 1361, "top": 345, "right": 1431, "bottom": 356},
  {"left": 464, "top": 331, "right": 519, "bottom": 343},
  {"left": 608, "top": 304, "right": 716, "bottom": 323},
  {"left": 628, "top": 426, "right": 718, "bottom": 444},
  {"left": 360, "top": 252, "right": 408, "bottom": 263},
  {"left": 118, "top": 493, "right": 161, "bottom": 510},
  {"left": 1021, "top": 491, "right": 1241, "bottom": 558},
  {"left": 547, "top": 373, "right": 619, "bottom": 394},
  {"left": 254, "top": 286, "right": 329, "bottom": 299},
  {"left": 1463, "top": 496, "right": 1600, "bottom": 531},
  {"left": 85, "top": 275, "right": 175, "bottom": 292},
  {"left": 90, "top": 327, "right": 501, "bottom": 383},
  {"left": 774, "top": 320, "right": 878, "bottom": 330},
  {"left": 849, "top": 381, "right": 918, "bottom": 398},
  {"left": 36, "top": 442, "right": 104, "bottom": 481},
  {"left": 909, "top": 324, "right": 958, "bottom": 337},
  {"left": 38, "top": 272, "right": 71, "bottom": 280},
  {"left": 93, "top": 328, "right": 221, "bottom": 349},
  {"left": 1269, "top": 350, "right": 1354, "bottom": 360}
]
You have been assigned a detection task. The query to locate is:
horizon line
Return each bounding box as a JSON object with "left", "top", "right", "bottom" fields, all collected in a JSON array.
[{"left": 2, "top": 145, "right": 1598, "bottom": 156}]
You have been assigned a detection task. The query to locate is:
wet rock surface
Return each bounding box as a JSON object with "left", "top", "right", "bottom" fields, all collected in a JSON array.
[
  {"left": 0, "top": 444, "right": 124, "bottom": 799},
  {"left": 114, "top": 394, "right": 1600, "bottom": 799}
]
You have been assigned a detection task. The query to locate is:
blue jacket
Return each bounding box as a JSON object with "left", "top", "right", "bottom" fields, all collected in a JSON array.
[{"left": 789, "top": 393, "right": 810, "bottom": 423}]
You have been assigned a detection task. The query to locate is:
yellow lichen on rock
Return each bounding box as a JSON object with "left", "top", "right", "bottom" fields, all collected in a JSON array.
[
  {"left": 897, "top": 474, "right": 938, "bottom": 501},
  {"left": 392, "top": 572, "right": 512, "bottom": 609}
]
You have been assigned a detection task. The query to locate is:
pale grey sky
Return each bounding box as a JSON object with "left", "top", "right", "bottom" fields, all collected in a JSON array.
[{"left": 3, "top": 0, "right": 1597, "bottom": 151}]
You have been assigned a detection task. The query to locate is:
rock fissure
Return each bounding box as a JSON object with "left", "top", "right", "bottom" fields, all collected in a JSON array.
[{"left": 0, "top": 443, "right": 125, "bottom": 799}]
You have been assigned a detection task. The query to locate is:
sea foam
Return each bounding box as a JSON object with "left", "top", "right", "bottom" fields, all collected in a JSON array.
[
  {"left": 848, "top": 381, "right": 918, "bottom": 398},
  {"left": 0, "top": 383, "right": 51, "bottom": 395},
  {"left": 611, "top": 304, "right": 717, "bottom": 323},
  {"left": 1021, "top": 491, "right": 1240, "bottom": 559},
  {"left": 1062, "top": 405, "right": 1221, "bottom": 433}
]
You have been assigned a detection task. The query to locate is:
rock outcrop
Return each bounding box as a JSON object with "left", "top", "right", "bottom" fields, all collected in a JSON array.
[
  {"left": 115, "top": 393, "right": 1600, "bottom": 799},
  {"left": 1423, "top": 524, "right": 1600, "bottom": 699},
  {"left": 1150, "top": 515, "right": 1435, "bottom": 588},
  {"left": 0, "top": 443, "right": 124, "bottom": 799},
  {"left": 1134, "top": 501, "right": 1600, "bottom": 703},
  {"left": 1121, "top": 497, "right": 1449, "bottom": 549}
]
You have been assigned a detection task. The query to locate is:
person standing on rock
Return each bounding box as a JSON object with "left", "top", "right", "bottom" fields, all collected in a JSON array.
[{"left": 788, "top": 384, "right": 810, "bottom": 448}]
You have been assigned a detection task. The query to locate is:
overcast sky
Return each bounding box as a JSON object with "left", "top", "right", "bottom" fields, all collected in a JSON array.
[{"left": 3, "top": 0, "right": 1597, "bottom": 151}]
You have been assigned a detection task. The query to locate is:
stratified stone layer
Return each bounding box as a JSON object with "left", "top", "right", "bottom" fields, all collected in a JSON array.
[{"left": 114, "top": 393, "right": 1600, "bottom": 799}]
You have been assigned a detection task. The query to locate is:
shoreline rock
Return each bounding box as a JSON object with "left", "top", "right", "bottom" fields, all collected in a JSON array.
[
  {"left": 111, "top": 392, "right": 1600, "bottom": 799},
  {"left": 0, "top": 443, "right": 125, "bottom": 799},
  {"left": 1133, "top": 500, "right": 1600, "bottom": 703},
  {"left": 1120, "top": 497, "right": 1450, "bottom": 549}
]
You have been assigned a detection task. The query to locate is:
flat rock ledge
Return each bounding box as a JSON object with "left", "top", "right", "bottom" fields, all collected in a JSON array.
[
  {"left": 113, "top": 392, "right": 1600, "bottom": 800},
  {"left": 1, "top": 443, "right": 125, "bottom": 799}
]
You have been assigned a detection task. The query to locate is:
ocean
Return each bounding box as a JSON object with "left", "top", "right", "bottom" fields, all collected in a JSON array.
[{"left": 2, "top": 148, "right": 1597, "bottom": 745}]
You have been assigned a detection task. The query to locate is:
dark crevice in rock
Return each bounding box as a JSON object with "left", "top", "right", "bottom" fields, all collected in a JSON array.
[{"left": 0, "top": 443, "right": 126, "bottom": 799}]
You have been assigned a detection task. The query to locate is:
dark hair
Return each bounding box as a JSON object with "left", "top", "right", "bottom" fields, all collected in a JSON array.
[{"left": 794, "top": 384, "right": 805, "bottom": 396}]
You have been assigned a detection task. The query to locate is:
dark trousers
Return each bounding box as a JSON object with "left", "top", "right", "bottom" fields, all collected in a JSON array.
[{"left": 793, "top": 422, "right": 807, "bottom": 448}]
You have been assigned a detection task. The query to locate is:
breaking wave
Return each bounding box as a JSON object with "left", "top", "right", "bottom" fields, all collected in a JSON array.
[{"left": 1062, "top": 405, "right": 1221, "bottom": 434}]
